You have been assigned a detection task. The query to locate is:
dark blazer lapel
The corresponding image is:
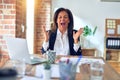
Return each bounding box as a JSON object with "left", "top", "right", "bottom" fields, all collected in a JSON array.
[
  {"left": 68, "top": 33, "right": 74, "bottom": 55},
  {"left": 49, "top": 30, "right": 57, "bottom": 50}
]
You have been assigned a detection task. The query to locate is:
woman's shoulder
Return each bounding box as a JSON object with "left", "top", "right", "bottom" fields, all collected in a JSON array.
[
  {"left": 49, "top": 30, "right": 57, "bottom": 34},
  {"left": 49, "top": 30, "right": 57, "bottom": 38}
]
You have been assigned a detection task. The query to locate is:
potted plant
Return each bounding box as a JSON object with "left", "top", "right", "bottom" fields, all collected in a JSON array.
[
  {"left": 80, "top": 25, "right": 97, "bottom": 48},
  {"left": 43, "top": 61, "right": 51, "bottom": 80}
]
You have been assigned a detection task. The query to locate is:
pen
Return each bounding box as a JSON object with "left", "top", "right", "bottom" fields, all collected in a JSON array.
[{"left": 76, "top": 55, "right": 82, "bottom": 65}]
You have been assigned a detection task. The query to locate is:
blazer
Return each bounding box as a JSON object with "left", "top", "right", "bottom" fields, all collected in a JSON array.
[{"left": 41, "top": 29, "right": 82, "bottom": 56}]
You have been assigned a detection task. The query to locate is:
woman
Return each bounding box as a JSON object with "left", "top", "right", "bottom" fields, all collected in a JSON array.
[{"left": 41, "top": 7, "right": 83, "bottom": 56}]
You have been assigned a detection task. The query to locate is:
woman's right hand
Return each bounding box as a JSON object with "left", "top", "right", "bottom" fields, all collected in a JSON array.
[
  {"left": 73, "top": 28, "right": 83, "bottom": 44},
  {"left": 43, "top": 26, "right": 49, "bottom": 42}
]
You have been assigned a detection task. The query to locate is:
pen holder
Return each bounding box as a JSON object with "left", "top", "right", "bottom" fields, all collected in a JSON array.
[{"left": 59, "top": 61, "right": 77, "bottom": 80}]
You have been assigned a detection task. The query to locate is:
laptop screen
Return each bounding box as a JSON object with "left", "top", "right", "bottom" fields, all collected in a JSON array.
[{"left": 5, "top": 37, "right": 30, "bottom": 61}]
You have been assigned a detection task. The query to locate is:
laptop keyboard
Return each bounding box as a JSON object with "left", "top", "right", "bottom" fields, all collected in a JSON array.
[{"left": 31, "top": 57, "right": 47, "bottom": 62}]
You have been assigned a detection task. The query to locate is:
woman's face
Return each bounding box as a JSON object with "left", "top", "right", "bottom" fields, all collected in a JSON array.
[{"left": 57, "top": 11, "right": 70, "bottom": 32}]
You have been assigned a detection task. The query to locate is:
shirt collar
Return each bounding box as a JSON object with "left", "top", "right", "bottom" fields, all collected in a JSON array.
[{"left": 57, "top": 29, "right": 68, "bottom": 36}]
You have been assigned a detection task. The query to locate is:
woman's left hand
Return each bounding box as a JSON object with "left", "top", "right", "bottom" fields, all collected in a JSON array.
[{"left": 73, "top": 28, "right": 83, "bottom": 44}]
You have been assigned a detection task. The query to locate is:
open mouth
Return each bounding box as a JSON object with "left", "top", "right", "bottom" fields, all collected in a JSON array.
[{"left": 60, "top": 23, "right": 66, "bottom": 26}]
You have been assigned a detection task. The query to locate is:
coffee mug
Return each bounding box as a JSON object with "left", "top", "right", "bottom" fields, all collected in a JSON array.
[{"left": 46, "top": 50, "right": 56, "bottom": 64}]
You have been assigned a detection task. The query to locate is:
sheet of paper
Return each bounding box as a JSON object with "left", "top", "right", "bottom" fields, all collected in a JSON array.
[
  {"left": 21, "top": 76, "right": 43, "bottom": 80},
  {"left": 117, "top": 25, "right": 120, "bottom": 34},
  {"left": 107, "top": 29, "right": 115, "bottom": 34},
  {"left": 35, "top": 65, "right": 44, "bottom": 78},
  {"left": 60, "top": 57, "right": 105, "bottom": 66},
  {"left": 80, "top": 58, "right": 105, "bottom": 64},
  {"left": 51, "top": 64, "right": 60, "bottom": 78}
]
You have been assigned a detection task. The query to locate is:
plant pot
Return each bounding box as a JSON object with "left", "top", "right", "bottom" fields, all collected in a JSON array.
[{"left": 43, "top": 69, "right": 51, "bottom": 80}]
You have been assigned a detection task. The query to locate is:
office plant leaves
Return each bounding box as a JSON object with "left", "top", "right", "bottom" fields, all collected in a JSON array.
[
  {"left": 83, "top": 25, "right": 92, "bottom": 36},
  {"left": 83, "top": 25, "right": 97, "bottom": 37}
]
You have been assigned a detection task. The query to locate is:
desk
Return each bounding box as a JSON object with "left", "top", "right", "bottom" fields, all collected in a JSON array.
[{"left": 0, "top": 56, "right": 120, "bottom": 80}]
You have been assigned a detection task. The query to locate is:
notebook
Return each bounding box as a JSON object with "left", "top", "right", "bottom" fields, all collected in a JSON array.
[{"left": 5, "top": 37, "right": 47, "bottom": 64}]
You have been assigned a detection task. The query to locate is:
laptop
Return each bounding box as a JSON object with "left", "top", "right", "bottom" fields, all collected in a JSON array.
[{"left": 5, "top": 37, "right": 47, "bottom": 64}]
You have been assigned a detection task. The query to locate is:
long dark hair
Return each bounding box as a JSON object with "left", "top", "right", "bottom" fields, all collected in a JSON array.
[{"left": 52, "top": 7, "right": 74, "bottom": 34}]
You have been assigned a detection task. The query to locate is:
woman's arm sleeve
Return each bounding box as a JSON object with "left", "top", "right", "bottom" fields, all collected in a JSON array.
[
  {"left": 41, "top": 41, "right": 49, "bottom": 54},
  {"left": 73, "top": 41, "right": 80, "bottom": 52}
]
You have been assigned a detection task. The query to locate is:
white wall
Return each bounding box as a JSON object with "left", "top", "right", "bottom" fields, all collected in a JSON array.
[{"left": 52, "top": 0, "right": 120, "bottom": 57}]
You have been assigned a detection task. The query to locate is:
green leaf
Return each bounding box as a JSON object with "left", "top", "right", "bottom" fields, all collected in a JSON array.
[
  {"left": 83, "top": 25, "right": 92, "bottom": 37},
  {"left": 93, "top": 26, "right": 97, "bottom": 35}
]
